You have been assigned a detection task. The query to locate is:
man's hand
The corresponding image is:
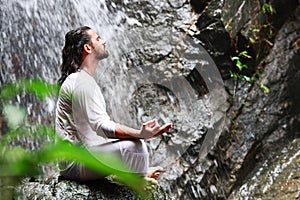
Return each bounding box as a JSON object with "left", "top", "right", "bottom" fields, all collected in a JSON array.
[
  {"left": 140, "top": 119, "right": 172, "bottom": 139},
  {"left": 114, "top": 119, "right": 172, "bottom": 139}
]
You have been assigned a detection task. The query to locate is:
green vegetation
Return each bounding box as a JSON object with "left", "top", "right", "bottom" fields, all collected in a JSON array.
[
  {"left": 0, "top": 79, "right": 146, "bottom": 199},
  {"left": 230, "top": 51, "right": 270, "bottom": 93},
  {"left": 262, "top": 3, "right": 274, "bottom": 14}
]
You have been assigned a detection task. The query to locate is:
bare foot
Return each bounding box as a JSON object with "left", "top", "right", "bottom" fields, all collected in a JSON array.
[
  {"left": 144, "top": 176, "right": 158, "bottom": 185},
  {"left": 146, "top": 166, "right": 165, "bottom": 181}
]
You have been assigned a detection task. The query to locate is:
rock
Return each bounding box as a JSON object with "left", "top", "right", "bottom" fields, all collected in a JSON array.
[
  {"left": 229, "top": 138, "right": 300, "bottom": 199},
  {"left": 16, "top": 173, "right": 173, "bottom": 200},
  {"left": 198, "top": 4, "right": 299, "bottom": 199},
  {"left": 1, "top": 0, "right": 299, "bottom": 199},
  {"left": 167, "top": 2, "right": 299, "bottom": 199}
]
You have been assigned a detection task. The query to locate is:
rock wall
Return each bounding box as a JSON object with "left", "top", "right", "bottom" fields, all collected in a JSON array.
[
  {"left": 1, "top": 0, "right": 299, "bottom": 199},
  {"left": 175, "top": 1, "right": 300, "bottom": 199},
  {"left": 16, "top": 174, "right": 171, "bottom": 200}
]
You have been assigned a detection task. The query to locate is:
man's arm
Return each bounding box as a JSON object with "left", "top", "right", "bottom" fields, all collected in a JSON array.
[{"left": 115, "top": 119, "right": 172, "bottom": 139}]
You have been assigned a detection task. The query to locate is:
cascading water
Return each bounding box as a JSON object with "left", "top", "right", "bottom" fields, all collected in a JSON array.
[{"left": 1, "top": 0, "right": 228, "bottom": 197}]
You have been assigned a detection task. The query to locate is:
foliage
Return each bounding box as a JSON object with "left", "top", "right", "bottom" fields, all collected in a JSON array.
[
  {"left": 262, "top": 3, "right": 274, "bottom": 14},
  {"left": 231, "top": 51, "right": 252, "bottom": 71},
  {"left": 248, "top": 1, "right": 275, "bottom": 47},
  {"left": 230, "top": 51, "right": 270, "bottom": 94},
  {"left": 1, "top": 79, "right": 59, "bottom": 102},
  {"left": 0, "top": 79, "right": 146, "bottom": 198}
]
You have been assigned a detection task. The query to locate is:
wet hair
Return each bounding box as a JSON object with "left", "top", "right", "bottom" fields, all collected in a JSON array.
[{"left": 58, "top": 26, "right": 91, "bottom": 85}]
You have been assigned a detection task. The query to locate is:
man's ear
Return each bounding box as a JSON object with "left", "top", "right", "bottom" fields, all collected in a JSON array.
[{"left": 83, "top": 43, "right": 91, "bottom": 53}]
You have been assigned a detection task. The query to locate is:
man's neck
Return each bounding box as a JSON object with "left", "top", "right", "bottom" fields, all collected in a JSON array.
[
  {"left": 81, "top": 60, "right": 98, "bottom": 76},
  {"left": 81, "top": 67, "right": 95, "bottom": 77}
]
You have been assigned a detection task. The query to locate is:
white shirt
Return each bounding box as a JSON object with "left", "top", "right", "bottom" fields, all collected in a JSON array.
[{"left": 55, "top": 70, "right": 116, "bottom": 147}]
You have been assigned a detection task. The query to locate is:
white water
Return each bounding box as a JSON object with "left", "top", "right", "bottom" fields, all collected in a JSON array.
[{"left": 1, "top": 0, "right": 228, "bottom": 194}]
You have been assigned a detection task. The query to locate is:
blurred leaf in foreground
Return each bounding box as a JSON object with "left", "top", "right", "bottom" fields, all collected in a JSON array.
[
  {"left": 0, "top": 79, "right": 59, "bottom": 102},
  {"left": 3, "top": 105, "right": 26, "bottom": 129}
]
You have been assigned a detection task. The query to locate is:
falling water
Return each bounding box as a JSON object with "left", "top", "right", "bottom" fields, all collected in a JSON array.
[{"left": 0, "top": 0, "right": 228, "bottom": 197}]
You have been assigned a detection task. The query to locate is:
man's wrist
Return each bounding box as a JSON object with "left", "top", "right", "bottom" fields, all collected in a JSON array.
[{"left": 115, "top": 124, "right": 141, "bottom": 139}]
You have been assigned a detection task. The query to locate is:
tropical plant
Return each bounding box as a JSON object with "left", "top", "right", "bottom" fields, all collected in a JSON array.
[{"left": 0, "top": 79, "right": 146, "bottom": 199}]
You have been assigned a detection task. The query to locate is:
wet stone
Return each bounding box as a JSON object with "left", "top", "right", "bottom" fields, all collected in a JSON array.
[{"left": 15, "top": 173, "right": 172, "bottom": 200}]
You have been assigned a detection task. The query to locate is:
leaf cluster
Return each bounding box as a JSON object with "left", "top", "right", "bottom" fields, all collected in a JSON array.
[{"left": 0, "top": 79, "right": 147, "bottom": 198}]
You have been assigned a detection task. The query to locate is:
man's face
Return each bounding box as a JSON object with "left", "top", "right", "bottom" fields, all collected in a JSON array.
[{"left": 87, "top": 29, "right": 109, "bottom": 60}]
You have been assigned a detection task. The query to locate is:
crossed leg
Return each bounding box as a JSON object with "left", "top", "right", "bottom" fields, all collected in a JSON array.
[{"left": 60, "top": 139, "right": 165, "bottom": 185}]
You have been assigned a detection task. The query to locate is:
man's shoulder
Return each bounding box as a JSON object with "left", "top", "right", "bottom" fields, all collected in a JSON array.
[{"left": 59, "top": 72, "right": 78, "bottom": 90}]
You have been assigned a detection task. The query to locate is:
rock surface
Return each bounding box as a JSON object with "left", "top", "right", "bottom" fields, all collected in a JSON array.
[
  {"left": 0, "top": 0, "right": 299, "bottom": 199},
  {"left": 16, "top": 173, "right": 173, "bottom": 200},
  {"left": 164, "top": 1, "right": 300, "bottom": 199},
  {"left": 180, "top": 2, "right": 300, "bottom": 199}
]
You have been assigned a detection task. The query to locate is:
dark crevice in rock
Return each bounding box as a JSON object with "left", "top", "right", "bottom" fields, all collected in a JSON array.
[
  {"left": 194, "top": 15, "right": 234, "bottom": 79},
  {"left": 185, "top": 67, "right": 209, "bottom": 97},
  {"left": 189, "top": 0, "right": 212, "bottom": 14},
  {"left": 271, "top": 0, "right": 299, "bottom": 31},
  {"left": 166, "top": 0, "right": 188, "bottom": 9}
]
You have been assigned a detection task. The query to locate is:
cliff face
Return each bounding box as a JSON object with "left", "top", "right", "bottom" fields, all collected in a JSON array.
[
  {"left": 1, "top": 0, "right": 299, "bottom": 199},
  {"left": 16, "top": 175, "right": 170, "bottom": 200},
  {"left": 179, "top": 1, "right": 300, "bottom": 199}
]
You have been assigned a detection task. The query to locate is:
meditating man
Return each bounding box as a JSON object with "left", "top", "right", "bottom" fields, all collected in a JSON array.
[{"left": 55, "top": 26, "right": 172, "bottom": 184}]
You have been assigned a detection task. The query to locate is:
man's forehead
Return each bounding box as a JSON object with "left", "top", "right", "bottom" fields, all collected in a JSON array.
[{"left": 87, "top": 29, "right": 99, "bottom": 39}]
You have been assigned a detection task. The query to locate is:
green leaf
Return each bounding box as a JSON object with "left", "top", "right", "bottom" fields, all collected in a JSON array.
[
  {"left": 24, "top": 79, "right": 59, "bottom": 100},
  {"left": 262, "top": 3, "right": 274, "bottom": 14},
  {"left": 0, "top": 147, "right": 40, "bottom": 177},
  {"left": 229, "top": 71, "right": 237, "bottom": 79},
  {"left": 260, "top": 83, "right": 270, "bottom": 93},
  {"left": 241, "top": 75, "right": 252, "bottom": 82},
  {"left": 0, "top": 139, "right": 147, "bottom": 195},
  {"left": 38, "top": 139, "right": 146, "bottom": 193},
  {"left": 236, "top": 62, "right": 248, "bottom": 71},
  {"left": 3, "top": 105, "right": 26, "bottom": 129},
  {"left": 249, "top": 37, "right": 256, "bottom": 44},
  {"left": 0, "top": 125, "right": 56, "bottom": 147},
  {"left": 0, "top": 79, "right": 59, "bottom": 102},
  {"left": 231, "top": 56, "right": 239, "bottom": 61},
  {"left": 238, "top": 51, "right": 252, "bottom": 59},
  {"left": 231, "top": 56, "right": 248, "bottom": 71}
]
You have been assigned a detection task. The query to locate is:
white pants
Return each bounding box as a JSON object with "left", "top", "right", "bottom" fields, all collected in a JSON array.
[{"left": 60, "top": 139, "right": 149, "bottom": 181}]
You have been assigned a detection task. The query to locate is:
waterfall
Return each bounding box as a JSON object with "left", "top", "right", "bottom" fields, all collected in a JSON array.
[{"left": 0, "top": 0, "right": 228, "bottom": 194}]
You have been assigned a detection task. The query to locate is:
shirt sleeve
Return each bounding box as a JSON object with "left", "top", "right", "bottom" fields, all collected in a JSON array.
[{"left": 72, "top": 81, "right": 116, "bottom": 138}]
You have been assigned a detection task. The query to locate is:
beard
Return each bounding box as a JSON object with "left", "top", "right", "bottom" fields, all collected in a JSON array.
[
  {"left": 90, "top": 41, "right": 109, "bottom": 60},
  {"left": 95, "top": 48, "right": 109, "bottom": 60}
]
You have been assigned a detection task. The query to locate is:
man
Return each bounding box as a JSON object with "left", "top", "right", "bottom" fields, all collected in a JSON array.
[{"left": 55, "top": 26, "right": 172, "bottom": 184}]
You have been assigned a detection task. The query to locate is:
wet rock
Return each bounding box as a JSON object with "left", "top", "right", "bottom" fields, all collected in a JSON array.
[
  {"left": 198, "top": 5, "right": 299, "bottom": 199},
  {"left": 221, "top": 0, "right": 298, "bottom": 72},
  {"left": 1, "top": 0, "right": 299, "bottom": 199},
  {"left": 229, "top": 138, "right": 300, "bottom": 199},
  {"left": 16, "top": 173, "right": 172, "bottom": 200}
]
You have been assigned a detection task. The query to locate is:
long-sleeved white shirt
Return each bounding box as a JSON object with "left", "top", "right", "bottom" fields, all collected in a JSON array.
[{"left": 55, "top": 70, "right": 116, "bottom": 147}]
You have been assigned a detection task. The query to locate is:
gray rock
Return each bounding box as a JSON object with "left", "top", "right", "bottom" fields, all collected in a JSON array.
[{"left": 16, "top": 173, "right": 173, "bottom": 200}]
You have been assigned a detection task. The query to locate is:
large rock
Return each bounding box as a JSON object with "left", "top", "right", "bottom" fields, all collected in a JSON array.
[
  {"left": 165, "top": 1, "right": 299, "bottom": 199},
  {"left": 16, "top": 173, "right": 172, "bottom": 200},
  {"left": 229, "top": 138, "right": 300, "bottom": 199},
  {"left": 227, "top": 5, "right": 300, "bottom": 199},
  {"left": 189, "top": 4, "right": 299, "bottom": 199},
  {"left": 1, "top": 0, "right": 299, "bottom": 199}
]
